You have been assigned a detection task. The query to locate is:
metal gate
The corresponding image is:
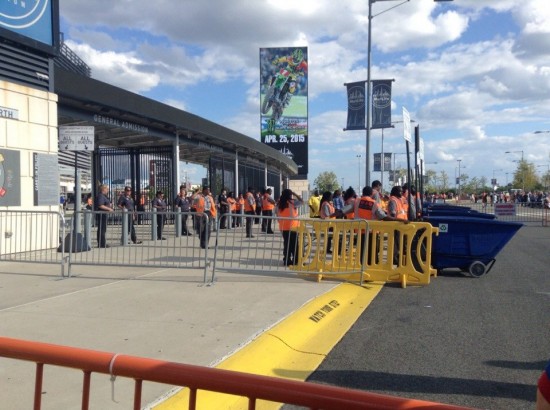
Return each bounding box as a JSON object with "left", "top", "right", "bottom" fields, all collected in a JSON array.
[{"left": 93, "top": 146, "right": 174, "bottom": 214}]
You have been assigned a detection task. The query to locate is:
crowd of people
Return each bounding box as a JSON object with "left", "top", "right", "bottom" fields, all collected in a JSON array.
[{"left": 90, "top": 180, "right": 434, "bottom": 254}]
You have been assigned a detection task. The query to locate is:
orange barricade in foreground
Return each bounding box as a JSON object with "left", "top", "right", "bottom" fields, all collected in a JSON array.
[{"left": 0, "top": 336, "right": 474, "bottom": 410}]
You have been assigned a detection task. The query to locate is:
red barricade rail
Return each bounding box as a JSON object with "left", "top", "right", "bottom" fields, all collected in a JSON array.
[{"left": 0, "top": 336, "right": 473, "bottom": 410}]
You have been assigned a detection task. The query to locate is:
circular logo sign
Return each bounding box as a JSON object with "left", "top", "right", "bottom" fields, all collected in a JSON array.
[
  {"left": 372, "top": 83, "right": 392, "bottom": 109},
  {"left": 0, "top": 0, "right": 48, "bottom": 30},
  {"left": 348, "top": 85, "right": 365, "bottom": 110},
  {"left": 438, "top": 223, "right": 449, "bottom": 233}
]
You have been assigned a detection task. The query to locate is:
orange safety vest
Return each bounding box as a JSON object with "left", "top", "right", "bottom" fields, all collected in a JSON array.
[
  {"left": 227, "top": 197, "right": 236, "bottom": 212},
  {"left": 278, "top": 201, "right": 299, "bottom": 231},
  {"left": 194, "top": 194, "right": 217, "bottom": 217},
  {"left": 354, "top": 195, "right": 375, "bottom": 220},
  {"left": 401, "top": 195, "right": 409, "bottom": 216},
  {"left": 390, "top": 195, "right": 408, "bottom": 220},
  {"left": 319, "top": 201, "right": 335, "bottom": 219},
  {"left": 262, "top": 193, "right": 275, "bottom": 211},
  {"left": 237, "top": 197, "right": 245, "bottom": 211},
  {"left": 244, "top": 192, "right": 256, "bottom": 212},
  {"left": 344, "top": 197, "right": 355, "bottom": 219}
]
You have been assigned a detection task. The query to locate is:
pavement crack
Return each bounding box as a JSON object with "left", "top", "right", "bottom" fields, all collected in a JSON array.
[{"left": 267, "top": 333, "right": 326, "bottom": 357}]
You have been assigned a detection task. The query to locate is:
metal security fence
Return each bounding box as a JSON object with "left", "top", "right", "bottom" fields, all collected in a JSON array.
[
  {"left": 66, "top": 210, "right": 210, "bottom": 282},
  {"left": 0, "top": 211, "right": 68, "bottom": 276},
  {"left": 212, "top": 215, "right": 373, "bottom": 284},
  {"left": 433, "top": 201, "right": 549, "bottom": 225}
]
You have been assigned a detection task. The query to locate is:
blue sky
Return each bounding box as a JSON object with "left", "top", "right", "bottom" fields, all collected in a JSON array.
[{"left": 59, "top": 0, "right": 550, "bottom": 192}]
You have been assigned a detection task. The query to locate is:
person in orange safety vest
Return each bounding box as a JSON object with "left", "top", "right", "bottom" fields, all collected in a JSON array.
[{"left": 261, "top": 187, "right": 276, "bottom": 234}]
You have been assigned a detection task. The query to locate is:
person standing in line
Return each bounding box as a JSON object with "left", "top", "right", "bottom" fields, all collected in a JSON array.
[
  {"left": 190, "top": 187, "right": 200, "bottom": 234},
  {"left": 254, "top": 190, "right": 263, "bottom": 224},
  {"left": 217, "top": 188, "right": 229, "bottom": 229},
  {"left": 371, "top": 180, "right": 382, "bottom": 206},
  {"left": 152, "top": 190, "right": 167, "bottom": 240},
  {"left": 117, "top": 186, "right": 142, "bottom": 244},
  {"left": 353, "top": 186, "right": 408, "bottom": 264},
  {"left": 236, "top": 193, "right": 245, "bottom": 227},
  {"left": 244, "top": 187, "right": 256, "bottom": 238},
  {"left": 308, "top": 189, "right": 321, "bottom": 218},
  {"left": 261, "top": 187, "right": 276, "bottom": 234},
  {"left": 332, "top": 189, "right": 344, "bottom": 216},
  {"left": 95, "top": 184, "right": 114, "bottom": 248},
  {"left": 174, "top": 185, "right": 192, "bottom": 236},
  {"left": 277, "top": 189, "right": 303, "bottom": 266},
  {"left": 319, "top": 191, "right": 340, "bottom": 254},
  {"left": 226, "top": 191, "right": 236, "bottom": 229},
  {"left": 193, "top": 186, "right": 217, "bottom": 249},
  {"left": 388, "top": 185, "right": 408, "bottom": 265}
]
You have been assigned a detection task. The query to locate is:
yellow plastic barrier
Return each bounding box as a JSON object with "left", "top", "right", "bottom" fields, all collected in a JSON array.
[
  {"left": 292, "top": 219, "right": 438, "bottom": 288},
  {"left": 364, "top": 221, "right": 439, "bottom": 288},
  {"left": 292, "top": 219, "right": 368, "bottom": 281}
]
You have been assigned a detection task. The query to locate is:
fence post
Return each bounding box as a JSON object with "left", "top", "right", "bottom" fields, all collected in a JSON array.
[
  {"left": 84, "top": 211, "right": 92, "bottom": 249},
  {"left": 122, "top": 209, "right": 129, "bottom": 246},
  {"left": 152, "top": 208, "right": 157, "bottom": 241},
  {"left": 175, "top": 208, "right": 182, "bottom": 237}
]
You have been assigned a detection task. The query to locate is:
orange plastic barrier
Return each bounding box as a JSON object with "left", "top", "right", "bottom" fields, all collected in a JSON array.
[{"left": 0, "top": 336, "right": 474, "bottom": 410}]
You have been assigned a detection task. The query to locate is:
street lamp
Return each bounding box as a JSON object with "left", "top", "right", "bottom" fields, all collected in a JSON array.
[
  {"left": 357, "top": 154, "right": 362, "bottom": 192},
  {"left": 392, "top": 152, "right": 408, "bottom": 185},
  {"left": 536, "top": 164, "right": 550, "bottom": 191},
  {"left": 456, "top": 159, "right": 462, "bottom": 200},
  {"left": 365, "top": 0, "right": 453, "bottom": 187},
  {"left": 504, "top": 150, "right": 524, "bottom": 191}
]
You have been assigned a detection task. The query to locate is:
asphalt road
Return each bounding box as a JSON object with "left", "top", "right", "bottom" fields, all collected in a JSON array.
[{"left": 293, "top": 224, "right": 550, "bottom": 409}]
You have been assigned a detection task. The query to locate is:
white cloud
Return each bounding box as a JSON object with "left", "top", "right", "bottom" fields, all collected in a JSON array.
[{"left": 57, "top": 0, "right": 550, "bottom": 189}]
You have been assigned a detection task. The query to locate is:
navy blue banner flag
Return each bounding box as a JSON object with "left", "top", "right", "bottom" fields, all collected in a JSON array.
[
  {"left": 345, "top": 81, "right": 366, "bottom": 130},
  {"left": 373, "top": 153, "right": 393, "bottom": 172},
  {"left": 372, "top": 80, "right": 393, "bottom": 129}
]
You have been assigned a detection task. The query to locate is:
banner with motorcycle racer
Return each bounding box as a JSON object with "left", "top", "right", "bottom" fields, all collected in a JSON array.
[
  {"left": 260, "top": 47, "right": 308, "bottom": 176},
  {"left": 371, "top": 79, "right": 393, "bottom": 129}
]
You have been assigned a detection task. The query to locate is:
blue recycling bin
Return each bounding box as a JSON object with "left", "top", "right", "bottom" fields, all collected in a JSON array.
[{"left": 425, "top": 215, "right": 522, "bottom": 277}]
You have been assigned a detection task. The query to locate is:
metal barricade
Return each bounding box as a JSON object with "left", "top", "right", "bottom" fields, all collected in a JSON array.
[
  {"left": 211, "top": 215, "right": 438, "bottom": 288},
  {"left": 449, "top": 201, "right": 548, "bottom": 225},
  {"left": 0, "top": 210, "right": 67, "bottom": 276},
  {"left": 211, "top": 214, "right": 293, "bottom": 281},
  {"left": 66, "top": 210, "right": 209, "bottom": 283}
]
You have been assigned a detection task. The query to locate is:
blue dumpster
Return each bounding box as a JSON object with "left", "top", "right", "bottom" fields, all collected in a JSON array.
[{"left": 425, "top": 215, "right": 522, "bottom": 277}]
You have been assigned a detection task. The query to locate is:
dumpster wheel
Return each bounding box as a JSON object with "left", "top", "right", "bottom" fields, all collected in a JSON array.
[{"left": 468, "top": 261, "right": 487, "bottom": 277}]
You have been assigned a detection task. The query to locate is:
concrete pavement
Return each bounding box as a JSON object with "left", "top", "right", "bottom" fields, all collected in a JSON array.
[{"left": 0, "top": 259, "right": 344, "bottom": 409}]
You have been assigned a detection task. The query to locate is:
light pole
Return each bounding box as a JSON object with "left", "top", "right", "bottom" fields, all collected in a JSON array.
[
  {"left": 357, "top": 154, "right": 362, "bottom": 192},
  {"left": 392, "top": 152, "right": 408, "bottom": 185},
  {"left": 536, "top": 164, "right": 550, "bottom": 191},
  {"left": 365, "top": 0, "right": 453, "bottom": 187},
  {"left": 456, "top": 159, "right": 462, "bottom": 200},
  {"left": 505, "top": 150, "right": 524, "bottom": 191},
  {"left": 492, "top": 168, "right": 503, "bottom": 187}
]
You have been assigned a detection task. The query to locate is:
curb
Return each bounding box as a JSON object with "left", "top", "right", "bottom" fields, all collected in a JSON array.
[{"left": 155, "top": 281, "right": 384, "bottom": 409}]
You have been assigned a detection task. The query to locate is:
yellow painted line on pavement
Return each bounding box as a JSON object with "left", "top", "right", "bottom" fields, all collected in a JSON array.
[{"left": 155, "top": 281, "right": 384, "bottom": 410}]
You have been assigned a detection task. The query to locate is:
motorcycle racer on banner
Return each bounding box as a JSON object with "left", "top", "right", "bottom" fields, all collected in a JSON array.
[
  {"left": 262, "top": 48, "right": 308, "bottom": 132},
  {"left": 270, "top": 49, "right": 308, "bottom": 109}
]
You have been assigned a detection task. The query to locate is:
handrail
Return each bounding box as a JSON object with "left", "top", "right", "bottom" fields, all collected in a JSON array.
[{"left": 0, "top": 336, "right": 473, "bottom": 410}]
